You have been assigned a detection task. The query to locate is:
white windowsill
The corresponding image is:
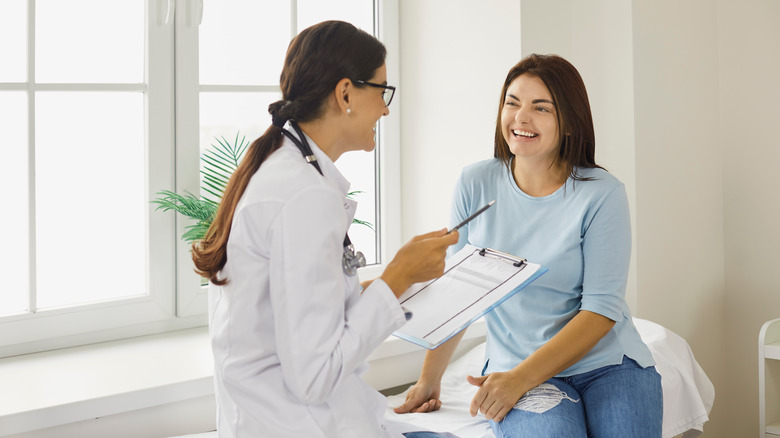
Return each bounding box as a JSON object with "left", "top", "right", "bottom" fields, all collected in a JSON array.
[{"left": 0, "top": 320, "right": 486, "bottom": 436}]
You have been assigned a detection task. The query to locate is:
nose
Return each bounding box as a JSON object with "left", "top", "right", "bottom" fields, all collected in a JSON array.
[
  {"left": 515, "top": 104, "right": 530, "bottom": 123},
  {"left": 383, "top": 105, "right": 390, "bottom": 117}
]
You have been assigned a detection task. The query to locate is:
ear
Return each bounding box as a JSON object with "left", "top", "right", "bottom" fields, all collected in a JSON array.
[{"left": 333, "top": 78, "right": 353, "bottom": 115}]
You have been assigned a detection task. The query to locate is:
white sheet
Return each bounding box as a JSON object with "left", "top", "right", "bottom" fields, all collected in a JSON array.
[
  {"left": 171, "top": 319, "right": 713, "bottom": 438},
  {"left": 634, "top": 318, "right": 715, "bottom": 437},
  {"left": 384, "top": 318, "right": 714, "bottom": 438}
]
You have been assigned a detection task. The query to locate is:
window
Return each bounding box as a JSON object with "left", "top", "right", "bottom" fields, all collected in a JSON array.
[{"left": 0, "top": 0, "right": 400, "bottom": 357}]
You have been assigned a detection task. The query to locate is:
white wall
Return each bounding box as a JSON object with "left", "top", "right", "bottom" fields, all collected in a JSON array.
[
  {"left": 630, "top": 1, "right": 727, "bottom": 435},
  {"left": 520, "top": 0, "right": 641, "bottom": 313},
  {"left": 398, "top": 0, "right": 522, "bottom": 236},
  {"left": 399, "top": 0, "right": 780, "bottom": 436},
  {"left": 718, "top": 0, "right": 780, "bottom": 436}
]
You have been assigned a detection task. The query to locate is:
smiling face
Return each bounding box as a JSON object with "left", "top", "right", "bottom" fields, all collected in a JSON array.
[
  {"left": 347, "top": 63, "right": 390, "bottom": 152},
  {"left": 501, "top": 73, "right": 560, "bottom": 167}
]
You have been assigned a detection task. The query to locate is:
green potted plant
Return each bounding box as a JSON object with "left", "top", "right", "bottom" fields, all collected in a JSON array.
[{"left": 153, "top": 133, "right": 372, "bottom": 245}]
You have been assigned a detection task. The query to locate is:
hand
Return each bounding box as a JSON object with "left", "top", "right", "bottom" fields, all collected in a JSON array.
[
  {"left": 467, "top": 371, "right": 525, "bottom": 422},
  {"left": 359, "top": 279, "right": 374, "bottom": 293},
  {"left": 381, "top": 229, "right": 459, "bottom": 297},
  {"left": 393, "top": 380, "right": 442, "bottom": 414}
]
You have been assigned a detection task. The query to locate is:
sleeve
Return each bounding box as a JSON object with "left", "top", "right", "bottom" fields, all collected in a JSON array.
[
  {"left": 267, "top": 185, "right": 406, "bottom": 404},
  {"left": 579, "top": 183, "right": 632, "bottom": 322}
]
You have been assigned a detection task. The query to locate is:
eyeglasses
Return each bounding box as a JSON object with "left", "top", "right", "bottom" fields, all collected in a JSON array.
[{"left": 354, "top": 80, "right": 396, "bottom": 107}]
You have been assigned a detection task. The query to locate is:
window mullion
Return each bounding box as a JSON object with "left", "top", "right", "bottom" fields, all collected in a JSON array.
[
  {"left": 173, "top": 0, "right": 207, "bottom": 316},
  {"left": 198, "top": 84, "right": 281, "bottom": 93},
  {"left": 375, "top": 0, "right": 402, "bottom": 265},
  {"left": 290, "top": 0, "right": 297, "bottom": 38},
  {"left": 147, "top": 0, "right": 178, "bottom": 315},
  {"left": 27, "top": 0, "right": 37, "bottom": 315},
  {"left": 0, "top": 0, "right": 201, "bottom": 359}
]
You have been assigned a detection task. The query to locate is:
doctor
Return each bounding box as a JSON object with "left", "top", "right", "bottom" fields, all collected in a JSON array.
[{"left": 191, "top": 20, "right": 459, "bottom": 438}]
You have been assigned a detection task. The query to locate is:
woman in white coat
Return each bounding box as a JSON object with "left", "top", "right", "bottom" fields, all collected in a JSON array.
[{"left": 191, "top": 21, "right": 459, "bottom": 438}]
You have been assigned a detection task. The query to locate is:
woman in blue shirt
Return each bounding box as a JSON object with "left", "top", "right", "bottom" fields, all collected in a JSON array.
[{"left": 395, "top": 54, "right": 662, "bottom": 437}]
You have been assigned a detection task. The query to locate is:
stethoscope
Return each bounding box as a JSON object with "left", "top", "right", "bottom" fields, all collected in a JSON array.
[{"left": 281, "top": 121, "right": 367, "bottom": 276}]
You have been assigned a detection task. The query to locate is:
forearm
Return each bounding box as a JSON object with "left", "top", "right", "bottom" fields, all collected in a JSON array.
[
  {"left": 418, "top": 329, "right": 467, "bottom": 383},
  {"left": 509, "top": 310, "right": 615, "bottom": 389}
]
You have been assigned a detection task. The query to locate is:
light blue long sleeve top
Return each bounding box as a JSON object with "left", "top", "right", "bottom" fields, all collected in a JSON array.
[{"left": 450, "top": 158, "right": 654, "bottom": 376}]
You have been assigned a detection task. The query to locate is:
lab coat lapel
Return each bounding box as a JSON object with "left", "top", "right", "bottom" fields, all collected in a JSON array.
[{"left": 305, "top": 134, "right": 358, "bottom": 229}]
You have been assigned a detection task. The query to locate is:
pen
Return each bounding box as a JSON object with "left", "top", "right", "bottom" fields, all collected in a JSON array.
[{"left": 447, "top": 200, "right": 496, "bottom": 234}]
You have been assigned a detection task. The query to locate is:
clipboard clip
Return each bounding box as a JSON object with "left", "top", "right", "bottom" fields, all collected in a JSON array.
[{"left": 478, "top": 248, "right": 527, "bottom": 267}]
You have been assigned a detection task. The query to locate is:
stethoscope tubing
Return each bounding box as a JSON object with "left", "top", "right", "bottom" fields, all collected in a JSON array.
[{"left": 281, "top": 122, "right": 366, "bottom": 276}]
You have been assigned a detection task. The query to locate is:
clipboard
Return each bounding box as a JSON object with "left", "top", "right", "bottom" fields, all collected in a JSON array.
[{"left": 392, "top": 244, "right": 548, "bottom": 349}]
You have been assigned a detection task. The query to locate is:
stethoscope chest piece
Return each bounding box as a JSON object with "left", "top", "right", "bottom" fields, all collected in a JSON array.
[
  {"left": 283, "top": 121, "right": 367, "bottom": 277},
  {"left": 343, "top": 244, "right": 366, "bottom": 276}
]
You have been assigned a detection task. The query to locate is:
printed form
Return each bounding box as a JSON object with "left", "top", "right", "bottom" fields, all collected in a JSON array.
[{"left": 394, "top": 244, "right": 547, "bottom": 349}]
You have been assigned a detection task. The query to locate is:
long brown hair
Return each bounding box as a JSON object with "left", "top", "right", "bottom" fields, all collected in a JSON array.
[
  {"left": 192, "top": 21, "right": 387, "bottom": 285},
  {"left": 493, "top": 54, "right": 603, "bottom": 180}
]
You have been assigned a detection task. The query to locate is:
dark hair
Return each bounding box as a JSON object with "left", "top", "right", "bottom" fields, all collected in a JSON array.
[
  {"left": 192, "top": 21, "right": 387, "bottom": 285},
  {"left": 493, "top": 53, "right": 603, "bottom": 180}
]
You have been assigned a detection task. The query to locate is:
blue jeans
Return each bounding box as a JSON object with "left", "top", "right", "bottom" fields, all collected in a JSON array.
[
  {"left": 403, "top": 433, "right": 460, "bottom": 438},
  {"left": 489, "top": 357, "right": 662, "bottom": 438}
]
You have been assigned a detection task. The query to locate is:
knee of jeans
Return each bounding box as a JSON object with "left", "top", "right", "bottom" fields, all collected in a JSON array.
[{"left": 513, "top": 382, "right": 580, "bottom": 414}]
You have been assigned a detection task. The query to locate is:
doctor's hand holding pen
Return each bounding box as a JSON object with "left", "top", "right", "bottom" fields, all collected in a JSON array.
[
  {"left": 373, "top": 201, "right": 496, "bottom": 297},
  {"left": 375, "top": 228, "right": 459, "bottom": 299}
]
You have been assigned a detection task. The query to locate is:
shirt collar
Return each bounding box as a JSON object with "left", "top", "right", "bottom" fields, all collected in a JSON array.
[{"left": 298, "top": 131, "right": 352, "bottom": 197}]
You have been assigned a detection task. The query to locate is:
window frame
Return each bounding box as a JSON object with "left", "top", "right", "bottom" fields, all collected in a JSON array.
[
  {"left": 0, "top": 0, "right": 188, "bottom": 359},
  {"left": 174, "top": 0, "right": 402, "bottom": 314},
  {"left": 0, "top": 0, "right": 401, "bottom": 358}
]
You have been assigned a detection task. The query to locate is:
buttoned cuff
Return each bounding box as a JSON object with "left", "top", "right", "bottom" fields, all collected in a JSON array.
[{"left": 364, "top": 278, "right": 408, "bottom": 331}]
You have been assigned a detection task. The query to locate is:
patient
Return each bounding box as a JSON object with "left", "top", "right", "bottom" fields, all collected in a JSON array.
[{"left": 394, "top": 54, "right": 663, "bottom": 437}]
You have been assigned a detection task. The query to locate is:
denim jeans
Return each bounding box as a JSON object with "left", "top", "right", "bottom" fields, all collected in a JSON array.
[
  {"left": 403, "top": 433, "right": 460, "bottom": 438},
  {"left": 489, "top": 357, "right": 662, "bottom": 438}
]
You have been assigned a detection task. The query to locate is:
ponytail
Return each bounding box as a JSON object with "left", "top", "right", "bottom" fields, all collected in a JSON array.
[
  {"left": 192, "top": 121, "right": 283, "bottom": 284},
  {"left": 192, "top": 20, "right": 386, "bottom": 285}
]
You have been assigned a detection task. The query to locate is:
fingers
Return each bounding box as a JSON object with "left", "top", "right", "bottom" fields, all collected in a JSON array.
[
  {"left": 471, "top": 390, "right": 511, "bottom": 421},
  {"left": 410, "top": 398, "right": 442, "bottom": 413},
  {"left": 484, "top": 403, "right": 511, "bottom": 422},
  {"left": 469, "top": 385, "right": 487, "bottom": 417},
  {"left": 394, "top": 397, "right": 441, "bottom": 414},
  {"left": 469, "top": 374, "right": 513, "bottom": 421},
  {"left": 467, "top": 374, "right": 487, "bottom": 387},
  {"left": 411, "top": 228, "right": 459, "bottom": 247},
  {"left": 434, "top": 229, "right": 460, "bottom": 247},
  {"left": 381, "top": 228, "right": 460, "bottom": 296},
  {"left": 393, "top": 399, "right": 412, "bottom": 414},
  {"left": 468, "top": 375, "right": 487, "bottom": 416},
  {"left": 409, "top": 228, "right": 448, "bottom": 242},
  {"left": 394, "top": 383, "right": 442, "bottom": 414},
  {"left": 394, "top": 390, "right": 421, "bottom": 414},
  {"left": 494, "top": 406, "right": 511, "bottom": 422}
]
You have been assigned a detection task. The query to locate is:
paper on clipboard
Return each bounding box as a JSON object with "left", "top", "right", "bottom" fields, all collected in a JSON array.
[{"left": 393, "top": 244, "right": 548, "bottom": 349}]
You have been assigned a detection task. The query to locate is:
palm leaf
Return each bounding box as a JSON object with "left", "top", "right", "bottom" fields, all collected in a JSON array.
[
  {"left": 351, "top": 219, "right": 375, "bottom": 231},
  {"left": 200, "top": 134, "right": 250, "bottom": 202},
  {"left": 151, "top": 134, "right": 250, "bottom": 243},
  {"left": 345, "top": 191, "right": 374, "bottom": 230},
  {"left": 153, "top": 132, "right": 374, "bottom": 245},
  {"left": 152, "top": 190, "right": 218, "bottom": 222},
  {"left": 181, "top": 221, "right": 213, "bottom": 244}
]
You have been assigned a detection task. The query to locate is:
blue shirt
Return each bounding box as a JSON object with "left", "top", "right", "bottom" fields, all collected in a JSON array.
[{"left": 450, "top": 159, "right": 654, "bottom": 376}]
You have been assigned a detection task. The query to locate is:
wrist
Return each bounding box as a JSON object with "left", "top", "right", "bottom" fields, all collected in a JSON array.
[
  {"left": 379, "top": 264, "right": 412, "bottom": 298},
  {"left": 416, "top": 373, "right": 442, "bottom": 389},
  {"left": 508, "top": 363, "right": 539, "bottom": 393}
]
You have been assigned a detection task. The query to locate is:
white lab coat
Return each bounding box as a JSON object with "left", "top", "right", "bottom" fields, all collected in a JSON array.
[{"left": 208, "top": 132, "right": 409, "bottom": 437}]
